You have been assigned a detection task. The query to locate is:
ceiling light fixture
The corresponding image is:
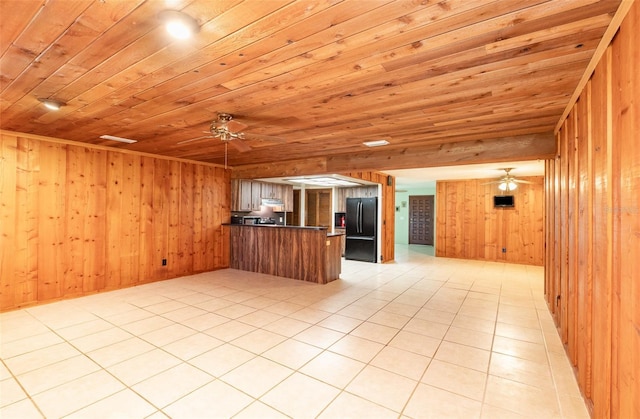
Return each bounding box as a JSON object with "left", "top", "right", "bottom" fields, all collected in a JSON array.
[
  {"left": 158, "top": 10, "right": 199, "bottom": 40},
  {"left": 99, "top": 135, "right": 137, "bottom": 144},
  {"left": 499, "top": 181, "right": 517, "bottom": 191},
  {"left": 38, "top": 98, "right": 65, "bottom": 111},
  {"left": 363, "top": 139, "right": 390, "bottom": 147}
]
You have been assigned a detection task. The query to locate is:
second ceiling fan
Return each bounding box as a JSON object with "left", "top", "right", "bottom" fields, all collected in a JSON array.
[{"left": 482, "top": 168, "right": 533, "bottom": 191}]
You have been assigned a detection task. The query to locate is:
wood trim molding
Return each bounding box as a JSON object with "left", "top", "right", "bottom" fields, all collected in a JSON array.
[
  {"left": 231, "top": 133, "right": 556, "bottom": 179},
  {"left": 0, "top": 129, "right": 227, "bottom": 169}
]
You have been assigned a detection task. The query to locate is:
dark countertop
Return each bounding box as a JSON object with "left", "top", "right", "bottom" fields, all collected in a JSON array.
[
  {"left": 225, "top": 223, "right": 328, "bottom": 231},
  {"left": 225, "top": 223, "right": 344, "bottom": 236}
]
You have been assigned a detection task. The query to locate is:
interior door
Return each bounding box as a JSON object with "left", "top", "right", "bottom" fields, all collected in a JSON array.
[
  {"left": 305, "top": 188, "right": 332, "bottom": 227},
  {"left": 409, "top": 195, "right": 434, "bottom": 245}
]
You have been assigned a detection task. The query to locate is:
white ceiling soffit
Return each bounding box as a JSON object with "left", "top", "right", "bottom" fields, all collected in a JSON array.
[
  {"left": 387, "top": 160, "right": 545, "bottom": 189},
  {"left": 259, "top": 174, "right": 377, "bottom": 188}
]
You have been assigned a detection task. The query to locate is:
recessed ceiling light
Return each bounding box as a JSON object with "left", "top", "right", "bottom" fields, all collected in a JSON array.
[
  {"left": 38, "top": 98, "right": 65, "bottom": 111},
  {"left": 363, "top": 139, "right": 390, "bottom": 147},
  {"left": 99, "top": 135, "right": 137, "bottom": 144},
  {"left": 158, "top": 10, "right": 199, "bottom": 39}
]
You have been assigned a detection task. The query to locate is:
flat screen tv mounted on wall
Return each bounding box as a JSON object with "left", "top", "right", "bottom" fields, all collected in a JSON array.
[{"left": 494, "top": 195, "right": 515, "bottom": 207}]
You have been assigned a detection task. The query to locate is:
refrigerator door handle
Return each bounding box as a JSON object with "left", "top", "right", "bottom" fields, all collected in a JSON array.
[{"left": 358, "top": 201, "right": 363, "bottom": 233}]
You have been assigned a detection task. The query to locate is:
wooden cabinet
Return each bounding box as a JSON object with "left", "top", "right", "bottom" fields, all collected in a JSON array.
[
  {"left": 232, "top": 179, "right": 294, "bottom": 212},
  {"left": 260, "top": 183, "right": 293, "bottom": 208},
  {"left": 229, "top": 225, "right": 342, "bottom": 284},
  {"left": 335, "top": 228, "right": 346, "bottom": 256},
  {"left": 335, "top": 185, "right": 378, "bottom": 212},
  {"left": 280, "top": 184, "right": 294, "bottom": 211},
  {"left": 232, "top": 179, "right": 261, "bottom": 211},
  {"left": 260, "top": 182, "right": 274, "bottom": 199}
]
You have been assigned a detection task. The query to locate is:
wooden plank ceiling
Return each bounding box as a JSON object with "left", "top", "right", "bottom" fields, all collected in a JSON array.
[{"left": 0, "top": 0, "right": 622, "bottom": 175}]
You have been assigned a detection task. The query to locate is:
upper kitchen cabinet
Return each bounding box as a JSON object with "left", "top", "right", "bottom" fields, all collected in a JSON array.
[
  {"left": 231, "top": 179, "right": 261, "bottom": 211},
  {"left": 231, "top": 180, "right": 293, "bottom": 212},
  {"left": 279, "top": 184, "right": 294, "bottom": 211},
  {"left": 261, "top": 183, "right": 293, "bottom": 209},
  {"left": 336, "top": 186, "right": 378, "bottom": 212}
]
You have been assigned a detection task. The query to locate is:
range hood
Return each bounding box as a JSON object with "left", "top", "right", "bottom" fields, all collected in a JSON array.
[{"left": 260, "top": 198, "right": 285, "bottom": 212}]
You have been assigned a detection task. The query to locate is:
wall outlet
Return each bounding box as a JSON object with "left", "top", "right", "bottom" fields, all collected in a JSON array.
[
  {"left": 162, "top": 258, "right": 167, "bottom": 266},
  {"left": 502, "top": 248, "right": 506, "bottom": 253}
]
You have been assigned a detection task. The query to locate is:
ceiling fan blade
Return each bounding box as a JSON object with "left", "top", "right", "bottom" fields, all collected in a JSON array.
[
  {"left": 244, "top": 133, "right": 287, "bottom": 143},
  {"left": 227, "top": 119, "right": 248, "bottom": 132},
  {"left": 481, "top": 180, "right": 501, "bottom": 185},
  {"left": 513, "top": 179, "right": 534, "bottom": 184},
  {"left": 228, "top": 138, "right": 252, "bottom": 153},
  {"left": 177, "top": 135, "right": 213, "bottom": 145}
]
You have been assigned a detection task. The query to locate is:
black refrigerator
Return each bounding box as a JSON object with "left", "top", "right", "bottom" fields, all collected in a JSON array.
[{"left": 345, "top": 197, "right": 377, "bottom": 263}]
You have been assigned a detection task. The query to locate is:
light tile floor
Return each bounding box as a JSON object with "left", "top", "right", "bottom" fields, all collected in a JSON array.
[{"left": 1, "top": 245, "right": 588, "bottom": 418}]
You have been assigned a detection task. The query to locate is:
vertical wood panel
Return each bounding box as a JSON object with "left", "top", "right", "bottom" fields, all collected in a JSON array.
[
  {"left": 463, "top": 181, "right": 477, "bottom": 259},
  {"left": 64, "top": 146, "right": 88, "bottom": 296},
  {"left": 475, "top": 182, "right": 486, "bottom": 260},
  {"left": 36, "top": 142, "right": 66, "bottom": 301},
  {"left": 544, "top": 159, "right": 555, "bottom": 313},
  {"left": 548, "top": 4, "right": 639, "bottom": 414},
  {"left": 15, "top": 138, "right": 38, "bottom": 306},
  {"left": 483, "top": 181, "right": 499, "bottom": 261},
  {"left": 167, "top": 160, "right": 181, "bottom": 277},
  {"left": 435, "top": 176, "right": 544, "bottom": 265},
  {"left": 435, "top": 182, "right": 447, "bottom": 257},
  {"left": 0, "top": 135, "right": 18, "bottom": 308},
  {"left": 576, "top": 87, "right": 593, "bottom": 399},
  {"left": 202, "top": 166, "right": 216, "bottom": 271},
  {"left": 553, "top": 145, "right": 562, "bottom": 320},
  {"left": 80, "top": 148, "right": 106, "bottom": 292},
  {"left": 0, "top": 132, "right": 230, "bottom": 311},
  {"left": 180, "top": 162, "right": 195, "bottom": 275},
  {"left": 120, "top": 153, "right": 141, "bottom": 287},
  {"left": 559, "top": 121, "right": 569, "bottom": 344},
  {"left": 106, "top": 151, "right": 124, "bottom": 289},
  {"left": 591, "top": 48, "right": 613, "bottom": 419},
  {"left": 192, "top": 164, "right": 205, "bottom": 271},
  {"left": 611, "top": 5, "right": 639, "bottom": 415},
  {"left": 567, "top": 109, "right": 579, "bottom": 363},
  {"left": 138, "top": 156, "right": 155, "bottom": 283},
  {"left": 153, "top": 159, "right": 170, "bottom": 280}
]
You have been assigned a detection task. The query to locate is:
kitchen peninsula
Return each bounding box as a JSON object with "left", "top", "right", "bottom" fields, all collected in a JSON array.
[{"left": 228, "top": 224, "right": 343, "bottom": 284}]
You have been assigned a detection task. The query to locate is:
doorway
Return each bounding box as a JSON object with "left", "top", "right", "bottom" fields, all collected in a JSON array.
[
  {"left": 306, "top": 188, "right": 332, "bottom": 227},
  {"left": 409, "top": 195, "right": 434, "bottom": 245}
]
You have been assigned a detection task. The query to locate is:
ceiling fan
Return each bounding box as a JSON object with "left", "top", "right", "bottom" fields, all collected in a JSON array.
[
  {"left": 177, "top": 112, "right": 284, "bottom": 153},
  {"left": 482, "top": 168, "right": 533, "bottom": 191},
  {"left": 176, "top": 112, "right": 286, "bottom": 169}
]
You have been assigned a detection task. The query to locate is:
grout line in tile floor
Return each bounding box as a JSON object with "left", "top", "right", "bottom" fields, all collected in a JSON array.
[{"left": 0, "top": 245, "right": 587, "bottom": 418}]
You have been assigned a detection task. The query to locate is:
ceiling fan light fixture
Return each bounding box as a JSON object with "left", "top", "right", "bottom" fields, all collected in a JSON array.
[
  {"left": 499, "top": 181, "right": 517, "bottom": 191},
  {"left": 158, "top": 10, "right": 199, "bottom": 40},
  {"left": 38, "top": 98, "right": 65, "bottom": 111}
]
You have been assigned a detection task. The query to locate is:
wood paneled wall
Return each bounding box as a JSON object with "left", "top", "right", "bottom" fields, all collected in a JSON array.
[
  {"left": 435, "top": 177, "right": 544, "bottom": 266},
  {"left": 545, "top": 2, "right": 639, "bottom": 417},
  {"left": 0, "top": 131, "right": 230, "bottom": 312},
  {"left": 342, "top": 171, "right": 395, "bottom": 263}
]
